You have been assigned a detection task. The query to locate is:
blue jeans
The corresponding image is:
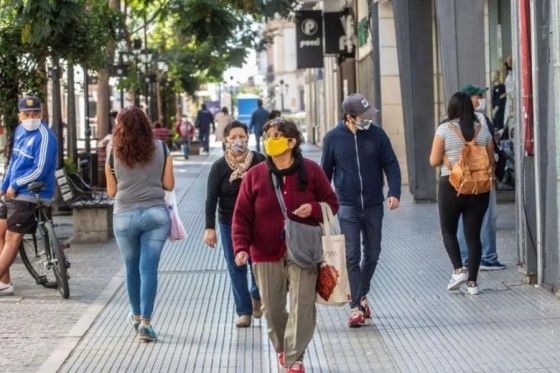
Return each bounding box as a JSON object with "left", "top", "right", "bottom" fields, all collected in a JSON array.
[
  {"left": 457, "top": 188, "right": 498, "bottom": 265},
  {"left": 181, "top": 139, "right": 191, "bottom": 159},
  {"left": 254, "top": 130, "right": 263, "bottom": 153},
  {"left": 219, "top": 223, "right": 260, "bottom": 316},
  {"left": 338, "top": 204, "right": 384, "bottom": 309},
  {"left": 113, "top": 206, "right": 170, "bottom": 320},
  {"left": 199, "top": 128, "right": 210, "bottom": 152}
]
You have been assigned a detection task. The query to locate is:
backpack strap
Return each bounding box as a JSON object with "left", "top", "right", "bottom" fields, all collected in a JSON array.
[
  {"left": 443, "top": 123, "right": 481, "bottom": 172},
  {"left": 447, "top": 123, "right": 481, "bottom": 144}
]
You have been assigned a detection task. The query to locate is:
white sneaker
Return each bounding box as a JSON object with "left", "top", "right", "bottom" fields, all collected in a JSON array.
[
  {"left": 447, "top": 271, "right": 468, "bottom": 291},
  {"left": 0, "top": 281, "right": 14, "bottom": 296},
  {"left": 467, "top": 283, "right": 480, "bottom": 295}
]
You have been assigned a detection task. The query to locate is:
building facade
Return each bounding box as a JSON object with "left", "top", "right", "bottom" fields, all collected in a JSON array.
[{"left": 297, "top": 0, "right": 560, "bottom": 290}]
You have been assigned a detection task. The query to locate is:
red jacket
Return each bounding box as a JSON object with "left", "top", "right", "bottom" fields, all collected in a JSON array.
[{"left": 232, "top": 158, "right": 339, "bottom": 263}]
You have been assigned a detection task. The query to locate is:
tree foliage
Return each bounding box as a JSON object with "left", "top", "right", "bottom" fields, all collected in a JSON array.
[
  {"left": 119, "top": 0, "right": 298, "bottom": 95},
  {"left": 0, "top": 0, "right": 119, "bottom": 136}
]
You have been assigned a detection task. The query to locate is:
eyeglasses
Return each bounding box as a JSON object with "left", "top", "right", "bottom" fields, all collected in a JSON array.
[{"left": 263, "top": 131, "right": 285, "bottom": 140}]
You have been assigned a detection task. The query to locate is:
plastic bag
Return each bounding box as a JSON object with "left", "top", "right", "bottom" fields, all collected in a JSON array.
[{"left": 165, "top": 191, "right": 187, "bottom": 240}]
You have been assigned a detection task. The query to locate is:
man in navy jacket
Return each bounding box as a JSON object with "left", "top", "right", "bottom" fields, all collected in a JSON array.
[
  {"left": 321, "top": 93, "right": 401, "bottom": 327},
  {"left": 195, "top": 103, "right": 214, "bottom": 154},
  {"left": 249, "top": 99, "right": 269, "bottom": 153},
  {"left": 0, "top": 96, "right": 57, "bottom": 295}
]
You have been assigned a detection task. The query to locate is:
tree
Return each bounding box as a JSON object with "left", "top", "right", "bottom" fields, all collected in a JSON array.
[
  {"left": 95, "top": 0, "right": 120, "bottom": 142},
  {"left": 0, "top": 0, "right": 118, "bottom": 165},
  {"left": 117, "top": 0, "right": 298, "bottom": 111}
]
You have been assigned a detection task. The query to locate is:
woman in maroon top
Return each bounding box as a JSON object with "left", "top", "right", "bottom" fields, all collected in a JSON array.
[{"left": 233, "top": 119, "right": 338, "bottom": 373}]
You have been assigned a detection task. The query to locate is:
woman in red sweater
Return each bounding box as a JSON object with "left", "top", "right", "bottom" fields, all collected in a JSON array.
[{"left": 233, "top": 119, "right": 338, "bottom": 373}]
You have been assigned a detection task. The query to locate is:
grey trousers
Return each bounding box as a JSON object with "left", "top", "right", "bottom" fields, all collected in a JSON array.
[{"left": 253, "top": 257, "right": 318, "bottom": 367}]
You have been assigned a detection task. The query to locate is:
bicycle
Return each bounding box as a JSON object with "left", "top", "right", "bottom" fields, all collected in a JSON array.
[{"left": 18, "top": 181, "right": 71, "bottom": 299}]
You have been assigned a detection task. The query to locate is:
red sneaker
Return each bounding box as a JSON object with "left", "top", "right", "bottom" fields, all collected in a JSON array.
[
  {"left": 288, "top": 361, "right": 305, "bottom": 372},
  {"left": 360, "top": 296, "right": 372, "bottom": 319},
  {"left": 348, "top": 307, "right": 365, "bottom": 328},
  {"left": 278, "top": 352, "right": 285, "bottom": 367}
]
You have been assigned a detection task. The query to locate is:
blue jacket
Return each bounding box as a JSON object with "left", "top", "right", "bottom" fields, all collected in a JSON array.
[
  {"left": 250, "top": 107, "right": 269, "bottom": 133},
  {"left": 321, "top": 122, "right": 401, "bottom": 209},
  {"left": 1, "top": 123, "right": 58, "bottom": 201}
]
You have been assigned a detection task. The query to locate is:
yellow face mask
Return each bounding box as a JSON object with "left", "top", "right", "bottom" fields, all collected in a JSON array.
[{"left": 264, "top": 137, "right": 290, "bottom": 157}]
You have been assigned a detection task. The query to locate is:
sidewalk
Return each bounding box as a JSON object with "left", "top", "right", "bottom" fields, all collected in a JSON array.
[{"left": 19, "top": 144, "right": 560, "bottom": 372}]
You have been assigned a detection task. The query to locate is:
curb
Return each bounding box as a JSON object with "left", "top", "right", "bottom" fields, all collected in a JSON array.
[{"left": 37, "top": 269, "right": 124, "bottom": 373}]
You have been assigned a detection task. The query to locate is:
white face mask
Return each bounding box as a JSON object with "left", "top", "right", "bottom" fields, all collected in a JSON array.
[
  {"left": 355, "top": 118, "right": 372, "bottom": 131},
  {"left": 21, "top": 118, "right": 42, "bottom": 131},
  {"left": 476, "top": 98, "right": 486, "bottom": 112},
  {"left": 226, "top": 139, "right": 248, "bottom": 155}
]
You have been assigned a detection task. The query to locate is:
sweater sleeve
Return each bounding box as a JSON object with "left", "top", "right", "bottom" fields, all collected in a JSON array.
[
  {"left": 380, "top": 130, "right": 402, "bottom": 200},
  {"left": 205, "top": 161, "right": 221, "bottom": 230},
  {"left": 232, "top": 172, "right": 255, "bottom": 255},
  {"left": 320, "top": 134, "right": 335, "bottom": 182},
  {"left": 310, "top": 162, "right": 339, "bottom": 221}
]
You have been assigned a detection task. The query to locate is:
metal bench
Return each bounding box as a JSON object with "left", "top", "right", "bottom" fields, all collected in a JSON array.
[
  {"left": 56, "top": 169, "right": 113, "bottom": 243},
  {"left": 56, "top": 169, "right": 113, "bottom": 208}
]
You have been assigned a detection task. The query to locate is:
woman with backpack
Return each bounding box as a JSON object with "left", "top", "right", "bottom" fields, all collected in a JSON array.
[{"left": 429, "top": 92, "right": 494, "bottom": 295}]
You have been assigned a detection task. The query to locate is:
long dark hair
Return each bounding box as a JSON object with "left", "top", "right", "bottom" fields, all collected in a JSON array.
[
  {"left": 447, "top": 92, "right": 477, "bottom": 141},
  {"left": 113, "top": 106, "right": 155, "bottom": 167}
]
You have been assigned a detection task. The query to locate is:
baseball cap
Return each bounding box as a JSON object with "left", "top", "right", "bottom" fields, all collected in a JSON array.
[
  {"left": 18, "top": 96, "right": 42, "bottom": 112},
  {"left": 342, "top": 93, "right": 378, "bottom": 121},
  {"left": 460, "top": 84, "right": 488, "bottom": 97}
]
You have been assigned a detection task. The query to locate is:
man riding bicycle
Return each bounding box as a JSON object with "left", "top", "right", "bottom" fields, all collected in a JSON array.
[{"left": 0, "top": 96, "right": 57, "bottom": 296}]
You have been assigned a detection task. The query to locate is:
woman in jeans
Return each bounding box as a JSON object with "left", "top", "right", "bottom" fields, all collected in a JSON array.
[
  {"left": 204, "top": 121, "right": 265, "bottom": 328},
  {"left": 429, "top": 92, "right": 494, "bottom": 295},
  {"left": 233, "top": 119, "right": 338, "bottom": 372},
  {"left": 105, "top": 106, "right": 174, "bottom": 341}
]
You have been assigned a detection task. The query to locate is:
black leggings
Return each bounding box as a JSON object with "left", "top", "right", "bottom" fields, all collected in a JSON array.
[{"left": 438, "top": 177, "right": 489, "bottom": 282}]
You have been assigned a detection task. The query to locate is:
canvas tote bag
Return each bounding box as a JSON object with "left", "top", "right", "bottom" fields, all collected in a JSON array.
[{"left": 316, "top": 202, "right": 351, "bottom": 306}]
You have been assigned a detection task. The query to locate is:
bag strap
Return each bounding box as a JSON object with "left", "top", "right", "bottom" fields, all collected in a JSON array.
[
  {"left": 109, "top": 150, "right": 114, "bottom": 169},
  {"left": 443, "top": 123, "right": 482, "bottom": 172},
  {"left": 448, "top": 123, "right": 481, "bottom": 144},
  {"left": 161, "top": 140, "right": 168, "bottom": 182},
  {"left": 271, "top": 174, "right": 289, "bottom": 219},
  {"left": 319, "top": 202, "right": 339, "bottom": 237}
]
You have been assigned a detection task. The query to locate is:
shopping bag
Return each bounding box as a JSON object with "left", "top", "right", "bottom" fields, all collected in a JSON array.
[
  {"left": 165, "top": 191, "right": 187, "bottom": 240},
  {"left": 316, "top": 203, "right": 351, "bottom": 306}
]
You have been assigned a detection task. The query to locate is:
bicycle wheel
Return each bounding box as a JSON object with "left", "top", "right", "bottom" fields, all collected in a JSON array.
[
  {"left": 19, "top": 231, "right": 58, "bottom": 288},
  {"left": 44, "top": 222, "right": 70, "bottom": 299}
]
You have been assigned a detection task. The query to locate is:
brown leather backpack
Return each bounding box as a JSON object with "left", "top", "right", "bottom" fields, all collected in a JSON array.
[{"left": 444, "top": 124, "right": 493, "bottom": 195}]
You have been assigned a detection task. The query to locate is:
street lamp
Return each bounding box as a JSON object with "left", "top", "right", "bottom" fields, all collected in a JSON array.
[
  {"left": 284, "top": 83, "right": 289, "bottom": 112},
  {"left": 230, "top": 76, "right": 235, "bottom": 115},
  {"left": 114, "top": 51, "right": 131, "bottom": 109},
  {"left": 139, "top": 48, "right": 155, "bottom": 118},
  {"left": 279, "top": 79, "right": 285, "bottom": 112},
  {"left": 82, "top": 67, "right": 91, "bottom": 155}
]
